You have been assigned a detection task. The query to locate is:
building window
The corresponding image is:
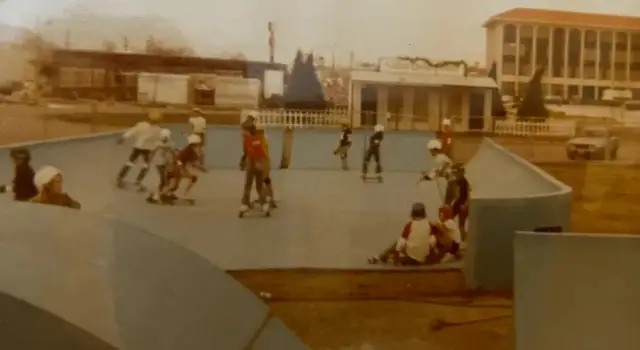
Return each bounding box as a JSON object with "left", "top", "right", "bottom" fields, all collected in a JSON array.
[
  {"left": 568, "top": 85, "right": 579, "bottom": 100},
  {"left": 615, "top": 32, "right": 628, "bottom": 81},
  {"left": 599, "top": 31, "right": 613, "bottom": 81},
  {"left": 550, "top": 84, "right": 563, "bottom": 99},
  {"left": 567, "top": 29, "right": 582, "bottom": 79},
  {"left": 583, "top": 86, "right": 596, "bottom": 101},
  {"left": 551, "top": 28, "right": 565, "bottom": 78},
  {"left": 535, "top": 26, "right": 550, "bottom": 75},
  {"left": 631, "top": 33, "right": 640, "bottom": 81},
  {"left": 519, "top": 26, "right": 533, "bottom": 76},
  {"left": 502, "top": 24, "right": 517, "bottom": 75},
  {"left": 501, "top": 81, "right": 515, "bottom": 97}
]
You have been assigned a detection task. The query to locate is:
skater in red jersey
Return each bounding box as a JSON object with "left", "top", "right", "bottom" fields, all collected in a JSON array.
[{"left": 239, "top": 124, "right": 269, "bottom": 214}]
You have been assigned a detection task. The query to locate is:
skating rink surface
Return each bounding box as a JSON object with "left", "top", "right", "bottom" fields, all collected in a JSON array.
[{"left": 0, "top": 130, "right": 459, "bottom": 270}]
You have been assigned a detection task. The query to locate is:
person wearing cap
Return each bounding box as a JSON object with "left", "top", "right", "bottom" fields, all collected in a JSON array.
[
  {"left": 116, "top": 109, "right": 163, "bottom": 189},
  {"left": 362, "top": 124, "right": 385, "bottom": 178},
  {"left": 0, "top": 147, "right": 38, "bottom": 201},
  {"left": 240, "top": 124, "right": 269, "bottom": 214},
  {"left": 146, "top": 128, "right": 175, "bottom": 202},
  {"left": 189, "top": 107, "right": 207, "bottom": 166},
  {"left": 368, "top": 202, "right": 438, "bottom": 265},
  {"left": 30, "top": 166, "right": 80, "bottom": 209},
  {"left": 161, "top": 133, "right": 205, "bottom": 201},
  {"left": 239, "top": 114, "right": 256, "bottom": 170},
  {"left": 333, "top": 121, "right": 352, "bottom": 170}
]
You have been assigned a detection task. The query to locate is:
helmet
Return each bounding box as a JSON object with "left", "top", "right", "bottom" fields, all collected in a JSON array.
[
  {"left": 148, "top": 110, "right": 162, "bottom": 122},
  {"left": 34, "top": 166, "right": 61, "bottom": 190},
  {"left": 10, "top": 147, "right": 31, "bottom": 161},
  {"left": 160, "top": 129, "right": 171, "bottom": 139},
  {"left": 427, "top": 139, "right": 442, "bottom": 150},
  {"left": 187, "top": 134, "right": 202, "bottom": 144},
  {"left": 410, "top": 202, "right": 426, "bottom": 219},
  {"left": 255, "top": 124, "right": 265, "bottom": 133},
  {"left": 192, "top": 107, "right": 203, "bottom": 114},
  {"left": 442, "top": 118, "right": 452, "bottom": 127},
  {"left": 374, "top": 124, "right": 384, "bottom": 132}
]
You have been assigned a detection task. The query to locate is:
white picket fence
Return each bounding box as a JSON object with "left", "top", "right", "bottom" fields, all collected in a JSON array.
[
  {"left": 243, "top": 108, "right": 347, "bottom": 128},
  {"left": 493, "top": 119, "right": 577, "bottom": 137}
]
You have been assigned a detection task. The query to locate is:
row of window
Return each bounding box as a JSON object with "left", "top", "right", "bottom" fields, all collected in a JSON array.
[
  {"left": 503, "top": 25, "right": 640, "bottom": 49},
  {"left": 501, "top": 81, "right": 640, "bottom": 100},
  {"left": 501, "top": 62, "right": 640, "bottom": 80},
  {"left": 58, "top": 68, "right": 136, "bottom": 88}
]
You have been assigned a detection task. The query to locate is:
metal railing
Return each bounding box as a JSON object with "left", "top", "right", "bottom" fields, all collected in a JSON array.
[{"left": 494, "top": 119, "right": 577, "bottom": 137}]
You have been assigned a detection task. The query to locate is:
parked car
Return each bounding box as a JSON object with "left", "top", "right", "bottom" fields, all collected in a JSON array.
[
  {"left": 566, "top": 126, "right": 619, "bottom": 160},
  {"left": 0, "top": 80, "right": 25, "bottom": 96}
]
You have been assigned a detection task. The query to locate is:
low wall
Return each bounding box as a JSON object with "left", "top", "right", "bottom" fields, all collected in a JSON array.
[
  {"left": 0, "top": 202, "right": 308, "bottom": 350},
  {"left": 515, "top": 231, "right": 640, "bottom": 350},
  {"left": 464, "top": 139, "right": 572, "bottom": 290}
]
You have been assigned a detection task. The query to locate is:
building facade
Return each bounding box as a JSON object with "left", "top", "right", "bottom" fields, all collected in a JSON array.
[
  {"left": 349, "top": 57, "right": 497, "bottom": 131},
  {"left": 485, "top": 8, "right": 640, "bottom": 101}
]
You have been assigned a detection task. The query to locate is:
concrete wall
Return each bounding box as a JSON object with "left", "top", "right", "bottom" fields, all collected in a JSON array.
[
  {"left": 0, "top": 202, "right": 308, "bottom": 350},
  {"left": 515, "top": 231, "right": 640, "bottom": 350},
  {"left": 464, "top": 139, "right": 572, "bottom": 290}
]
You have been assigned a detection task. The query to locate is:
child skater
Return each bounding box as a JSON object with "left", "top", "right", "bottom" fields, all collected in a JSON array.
[
  {"left": 441, "top": 117, "right": 453, "bottom": 158},
  {"left": 0, "top": 147, "right": 38, "bottom": 201},
  {"left": 362, "top": 124, "right": 384, "bottom": 179},
  {"left": 420, "top": 139, "right": 455, "bottom": 204},
  {"left": 239, "top": 114, "right": 256, "bottom": 170},
  {"left": 333, "top": 121, "right": 352, "bottom": 170},
  {"left": 431, "top": 205, "right": 463, "bottom": 262},
  {"left": 450, "top": 163, "right": 470, "bottom": 244},
  {"left": 239, "top": 124, "right": 269, "bottom": 215},
  {"left": 189, "top": 107, "right": 207, "bottom": 166},
  {"left": 116, "top": 111, "right": 162, "bottom": 189},
  {"left": 161, "top": 134, "right": 206, "bottom": 201},
  {"left": 255, "top": 125, "right": 277, "bottom": 209},
  {"left": 146, "top": 128, "right": 175, "bottom": 203}
]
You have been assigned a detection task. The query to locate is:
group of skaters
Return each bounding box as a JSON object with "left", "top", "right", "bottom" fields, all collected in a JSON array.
[{"left": 332, "top": 117, "right": 469, "bottom": 266}]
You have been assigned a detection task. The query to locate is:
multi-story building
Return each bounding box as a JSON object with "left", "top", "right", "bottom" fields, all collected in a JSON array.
[{"left": 485, "top": 8, "right": 640, "bottom": 101}]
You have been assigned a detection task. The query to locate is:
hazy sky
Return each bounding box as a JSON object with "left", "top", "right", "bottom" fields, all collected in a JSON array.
[{"left": 1, "top": 0, "right": 640, "bottom": 63}]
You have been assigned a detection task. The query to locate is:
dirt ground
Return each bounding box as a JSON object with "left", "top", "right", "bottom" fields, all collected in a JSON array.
[{"left": 4, "top": 105, "right": 637, "bottom": 349}]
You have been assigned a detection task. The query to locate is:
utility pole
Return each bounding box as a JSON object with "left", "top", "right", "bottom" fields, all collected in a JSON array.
[{"left": 268, "top": 22, "right": 275, "bottom": 63}]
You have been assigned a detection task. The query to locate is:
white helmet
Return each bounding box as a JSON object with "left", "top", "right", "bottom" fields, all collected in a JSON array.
[
  {"left": 34, "top": 166, "right": 61, "bottom": 190},
  {"left": 442, "top": 118, "right": 451, "bottom": 127},
  {"left": 374, "top": 124, "right": 384, "bottom": 132},
  {"left": 187, "top": 134, "right": 202, "bottom": 144},
  {"left": 160, "top": 129, "right": 171, "bottom": 139},
  {"left": 427, "top": 139, "right": 442, "bottom": 150}
]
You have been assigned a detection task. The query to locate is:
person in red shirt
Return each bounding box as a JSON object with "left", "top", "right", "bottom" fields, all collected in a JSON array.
[
  {"left": 240, "top": 124, "right": 269, "bottom": 214},
  {"left": 162, "top": 134, "right": 205, "bottom": 200}
]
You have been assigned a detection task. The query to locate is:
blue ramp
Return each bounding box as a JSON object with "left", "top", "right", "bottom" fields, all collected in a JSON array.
[{"left": 378, "top": 131, "right": 435, "bottom": 173}]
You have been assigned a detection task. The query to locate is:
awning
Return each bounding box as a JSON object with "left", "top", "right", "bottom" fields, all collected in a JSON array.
[{"left": 350, "top": 70, "right": 498, "bottom": 89}]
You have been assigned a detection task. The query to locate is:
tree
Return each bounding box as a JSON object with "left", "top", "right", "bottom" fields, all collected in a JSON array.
[
  {"left": 487, "top": 62, "right": 507, "bottom": 118},
  {"left": 20, "top": 32, "right": 58, "bottom": 80},
  {"left": 283, "top": 50, "right": 326, "bottom": 109},
  {"left": 516, "top": 65, "right": 549, "bottom": 120}
]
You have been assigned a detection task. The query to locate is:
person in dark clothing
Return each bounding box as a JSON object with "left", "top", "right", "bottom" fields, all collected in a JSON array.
[
  {"left": 0, "top": 147, "right": 38, "bottom": 201},
  {"left": 333, "top": 122, "right": 352, "bottom": 170},
  {"left": 239, "top": 114, "right": 256, "bottom": 170},
  {"left": 450, "top": 163, "right": 471, "bottom": 242},
  {"left": 362, "top": 124, "right": 384, "bottom": 178}
]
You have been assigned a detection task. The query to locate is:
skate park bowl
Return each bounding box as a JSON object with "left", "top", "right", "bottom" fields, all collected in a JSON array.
[
  {"left": 464, "top": 138, "right": 572, "bottom": 291},
  {"left": 0, "top": 202, "right": 309, "bottom": 350},
  {"left": 514, "top": 231, "right": 640, "bottom": 350}
]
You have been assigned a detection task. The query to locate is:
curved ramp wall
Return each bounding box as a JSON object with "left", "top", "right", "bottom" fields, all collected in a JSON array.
[
  {"left": 0, "top": 202, "right": 308, "bottom": 350},
  {"left": 515, "top": 231, "right": 640, "bottom": 350},
  {"left": 464, "top": 139, "right": 572, "bottom": 290}
]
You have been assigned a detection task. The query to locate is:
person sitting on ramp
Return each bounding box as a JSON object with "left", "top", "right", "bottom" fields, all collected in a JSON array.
[
  {"left": 162, "top": 134, "right": 206, "bottom": 202},
  {"left": 0, "top": 147, "right": 38, "bottom": 201},
  {"left": 430, "top": 205, "right": 463, "bottom": 262},
  {"left": 368, "top": 202, "right": 440, "bottom": 266},
  {"left": 420, "top": 139, "right": 455, "bottom": 204},
  {"left": 333, "top": 121, "right": 352, "bottom": 170},
  {"left": 31, "top": 166, "right": 81, "bottom": 209},
  {"left": 362, "top": 124, "right": 384, "bottom": 179},
  {"left": 239, "top": 124, "right": 270, "bottom": 215}
]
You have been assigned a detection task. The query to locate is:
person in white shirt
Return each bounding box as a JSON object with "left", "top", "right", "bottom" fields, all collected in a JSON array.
[
  {"left": 432, "top": 205, "right": 463, "bottom": 262},
  {"left": 146, "top": 128, "right": 175, "bottom": 202},
  {"left": 368, "top": 202, "right": 438, "bottom": 265},
  {"left": 189, "top": 108, "right": 207, "bottom": 166},
  {"left": 116, "top": 111, "right": 162, "bottom": 189},
  {"left": 420, "top": 139, "right": 456, "bottom": 205}
]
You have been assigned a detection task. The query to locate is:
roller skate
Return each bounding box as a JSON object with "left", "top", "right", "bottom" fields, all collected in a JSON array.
[{"left": 238, "top": 204, "right": 250, "bottom": 218}]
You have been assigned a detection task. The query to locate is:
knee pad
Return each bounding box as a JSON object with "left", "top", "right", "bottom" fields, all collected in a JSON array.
[
  {"left": 190, "top": 175, "right": 198, "bottom": 183},
  {"left": 264, "top": 177, "right": 271, "bottom": 185}
]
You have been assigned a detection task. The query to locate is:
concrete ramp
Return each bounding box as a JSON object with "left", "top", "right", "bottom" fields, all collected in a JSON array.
[
  {"left": 515, "top": 231, "right": 640, "bottom": 350},
  {"left": 463, "top": 139, "right": 572, "bottom": 290},
  {"left": 0, "top": 202, "right": 308, "bottom": 350}
]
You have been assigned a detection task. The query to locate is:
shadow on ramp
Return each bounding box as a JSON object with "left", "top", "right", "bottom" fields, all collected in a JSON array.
[{"left": 0, "top": 202, "right": 308, "bottom": 350}]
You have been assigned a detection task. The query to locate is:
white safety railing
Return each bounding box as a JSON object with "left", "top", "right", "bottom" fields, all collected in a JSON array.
[
  {"left": 494, "top": 119, "right": 577, "bottom": 137},
  {"left": 243, "top": 108, "right": 347, "bottom": 128}
]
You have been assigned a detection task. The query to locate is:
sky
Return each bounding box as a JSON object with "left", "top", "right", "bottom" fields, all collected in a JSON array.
[{"left": 1, "top": 0, "right": 640, "bottom": 64}]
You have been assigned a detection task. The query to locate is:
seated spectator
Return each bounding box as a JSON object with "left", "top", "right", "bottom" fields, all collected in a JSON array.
[
  {"left": 431, "top": 206, "right": 463, "bottom": 263},
  {"left": 368, "top": 202, "right": 440, "bottom": 266},
  {"left": 30, "top": 166, "right": 81, "bottom": 210},
  {"left": 0, "top": 147, "right": 38, "bottom": 201}
]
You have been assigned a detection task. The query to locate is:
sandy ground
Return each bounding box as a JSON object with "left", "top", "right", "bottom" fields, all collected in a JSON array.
[{"left": 4, "top": 104, "right": 636, "bottom": 349}]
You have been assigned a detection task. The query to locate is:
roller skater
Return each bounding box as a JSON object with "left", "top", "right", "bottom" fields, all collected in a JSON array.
[
  {"left": 450, "top": 163, "right": 470, "bottom": 244},
  {"left": 239, "top": 114, "right": 256, "bottom": 171},
  {"left": 255, "top": 125, "right": 277, "bottom": 209},
  {"left": 333, "top": 121, "right": 352, "bottom": 170},
  {"left": 441, "top": 117, "right": 453, "bottom": 158},
  {"left": 116, "top": 110, "right": 162, "bottom": 191},
  {"left": 362, "top": 124, "right": 384, "bottom": 182},
  {"left": 239, "top": 124, "right": 270, "bottom": 217},
  {"left": 420, "top": 139, "right": 455, "bottom": 204},
  {"left": 154, "top": 134, "right": 205, "bottom": 204},
  {"left": 146, "top": 128, "right": 175, "bottom": 203},
  {"left": 0, "top": 147, "right": 38, "bottom": 201},
  {"left": 189, "top": 107, "right": 207, "bottom": 167}
]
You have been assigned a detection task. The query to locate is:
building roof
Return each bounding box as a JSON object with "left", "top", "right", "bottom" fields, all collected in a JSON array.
[
  {"left": 484, "top": 8, "right": 640, "bottom": 31},
  {"left": 350, "top": 70, "right": 497, "bottom": 89}
]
